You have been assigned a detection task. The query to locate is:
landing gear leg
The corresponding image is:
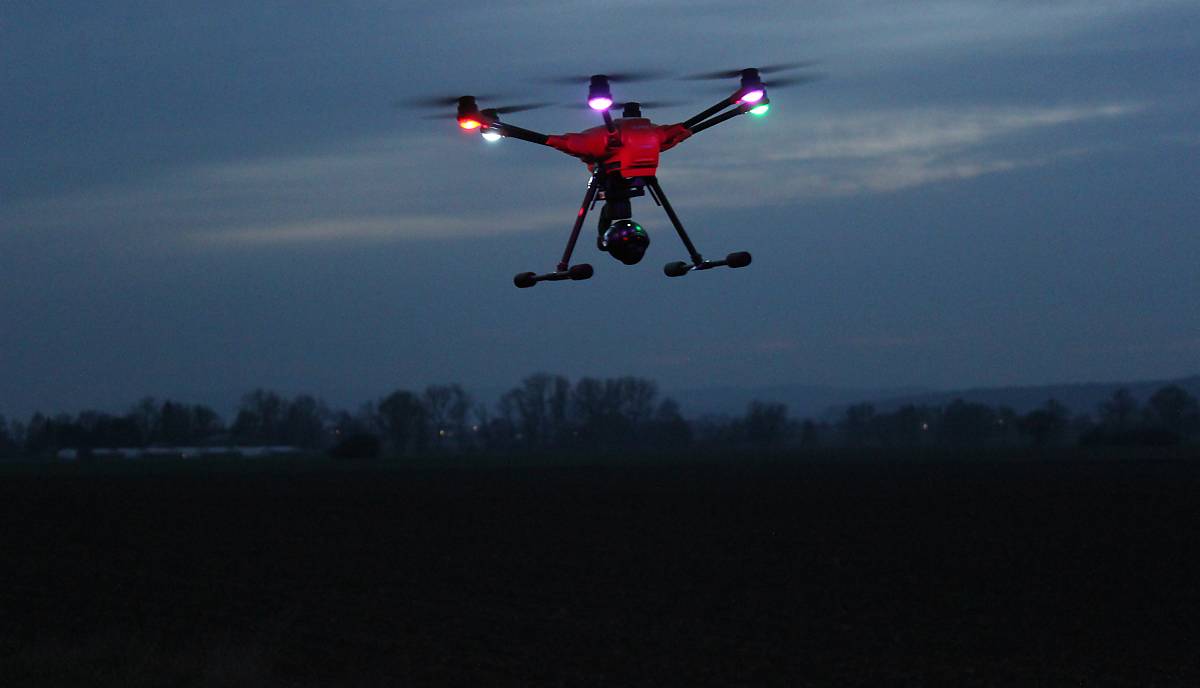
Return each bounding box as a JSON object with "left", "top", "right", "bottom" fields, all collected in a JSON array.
[
  {"left": 647, "top": 176, "right": 752, "bottom": 278},
  {"left": 513, "top": 169, "right": 600, "bottom": 288},
  {"left": 596, "top": 203, "right": 609, "bottom": 251}
]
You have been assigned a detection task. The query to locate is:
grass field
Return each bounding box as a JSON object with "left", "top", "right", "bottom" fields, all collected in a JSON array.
[{"left": 2, "top": 453, "right": 1198, "bottom": 686}]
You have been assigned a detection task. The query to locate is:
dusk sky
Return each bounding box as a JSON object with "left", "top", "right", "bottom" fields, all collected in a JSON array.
[{"left": 3, "top": 1, "right": 1198, "bottom": 418}]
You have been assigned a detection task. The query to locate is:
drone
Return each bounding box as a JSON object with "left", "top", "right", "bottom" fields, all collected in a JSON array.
[{"left": 409, "top": 64, "right": 816, "bottom": 288}]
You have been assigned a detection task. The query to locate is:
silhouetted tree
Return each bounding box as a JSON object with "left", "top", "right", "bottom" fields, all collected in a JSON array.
[
  {"left": 134, "top": 401, "right": 225, "bottom": 446},
  {"left": 330, "top": 406, "right": 365, "bottom": 439},
  {"left": 22, "top": 413, "right": 50, "bottom": 456},
  {"left": 329, "top": 432, "right": 381, "bottom": 460},
  {"left": 327, "top": 405, "right": 381, "bottom": 458},
  {"left": 939, "top": 399, "right": 996, "bottom": 446},
  {"left": 611, "top": 376, "right": 658, "bottom": 427},
  {"left": 192, "top": 405, "right": 224, "bottom": 441},
  {"left": 1021, "top": 399, "right": 1069, "bottom": 446},
  {"left": 565, "top": 376, "right": 675, "bottom": 450},
  {"left": 0, "top": 415, "right": 15, "bottom": 457},
  {"left": 78, "top": 411, "right": 139, "bottom": 449},
  {"left": 480, "top": 409, "right": 519, "bottom": 453},
  {"left": 873, "top": 405, "right": 932, "bottom": 448},
  {"left": 799, "top": 419, "right": 821, "bottom": 448},
  {"left": 376, "top": 390, "right": 427, "bottom": 456},
  {"left": 570, "top": 377, "right": 619, "bottom": 445},
  {"left": 648, "top": 397, "right": 691, "bottom": 448},
  {"left": 994, "top": 406, "right": 1020, "bottom": 445},
  {"left": 571, "top": 377, "right": 609, "bottom": 425},
  {"left": 1080, "top": 387, "right": 1185, "bottom": 446},
  {"left": 1098, "top": 388, "right": 1140, "bottom": 433},
  {"left": 1070, "top": 413, "right": 1097, "bottom": 445},
  {"left": 744, "top": 401, "right": 789, "bottom": 447},
  {"left": 502, "top": 374, "right": 571, "bottom": 449},
  {"left": 840, "top": 403, "right": 877, "bottom": 446},
  {"left": 129, "top": 397, "right": 160, "bottom": 445},
  {"left": 232, "top": 389, "right": 287, "bottom": 445},
  {"left": 423, "top": 384, "right": 472, "bottom": 452},
  {"left": 469, "top": 402, "right": 511, "bottom": 452},
  {"left": 7, "top": 419, "right": 26, "bottom": 455},
  {"left": 22, "top": 413, "right": 86, "bottom": 457},
  {"left": 156, "top": 401, "right": 194, "bottom": 445},
  {"left": 1144, "top": 385, "right": 1199, "bottom": 439},
  {"left": 282, "top": 395, "right": 328, "bottom": 449}
]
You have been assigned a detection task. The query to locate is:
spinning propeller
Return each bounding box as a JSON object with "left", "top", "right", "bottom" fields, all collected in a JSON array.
[
  {"left": 398, "top": 94, "right": 553, "bottom": 124},
  {"left": 682, "top": 62, "right": 821, "bottom": 104},
  {"left": 538, "top": 70, "right": 670, "bottom": 85},
  {"left": 561, "top": 100, "right": 687, "bottom": 111},
  {"left": 681, "top": 61, "right": 816, "bottom": 80},
  {"left": 537, "top": 72, "right": 672, "bottom": 111}
]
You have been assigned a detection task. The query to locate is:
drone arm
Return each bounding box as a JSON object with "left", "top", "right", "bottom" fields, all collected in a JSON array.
[
  {"left": 494, "top": 122, "right": 550, "bottom": 146},
  {"left": 681, "top": 97, "right": 738, "bottom": 130},
  {"left": 687, "top": 102, "right": 753, "bottom": 135},
  {"left": 657, "top": 123, "right": 693, "bottom": 152}
]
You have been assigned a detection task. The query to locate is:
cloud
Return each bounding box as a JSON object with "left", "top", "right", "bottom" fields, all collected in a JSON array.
[
  {"left": 191, "top": 210, "right": 572, "bottom": 246},
  {"left": 765, "top": 104, "right": 1139, "bottom": 161},
  {"left": 1, "top": 132, "right": 586, "bottom": 249},
  {"left": 0, "top": 100, "right": 1146, "bottom": 249},
  {"left": 846, "top": 333, "right": 945, "bottom": 350},
  {"left": 736, "top": 1, "right": 1195, "bottom": 57},
  {"left": 664, "top": 101, "right": 1143, "bottom": 205},
  {"left": 1163, "top": 132, "right": 1200, "bottom": 146}
]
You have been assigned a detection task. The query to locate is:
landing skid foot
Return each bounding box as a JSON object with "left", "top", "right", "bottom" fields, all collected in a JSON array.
[
  {"left": 513, "top": 263, "right": 594, "bottom": 288},
  {"left": 663, "top": 251, "right": 752, "bottom": 277}
]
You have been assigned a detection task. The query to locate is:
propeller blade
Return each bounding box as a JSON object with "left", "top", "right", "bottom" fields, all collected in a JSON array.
[
  {"left": 765, "top": 74, "right": 823, "bottom": 88},
  {"left": 632, "top": 100, "right": 687, "bottom": 109},
  {"left": 561, "top": 99, "right": 688, "bottom": 110},
  {"left": 418, "top": 101, "right": 553, "bottom": 121},
  {"left": 681, "top": 61, "right": 817, "bottom": 81},
  {"left": 540, "top": 70, "right": 671, "bottom": 85},
  {"left": 491, "top": 102, "right": 554, "bottom": 115},
  {"left": 681, "top": 69, "right": 735, "bottom": 81},
  {"left": 603, "top": 70, "right": 671, "bottom": 82},
  {"left": 396, "top": 93, "right": 505, "bottom": 109},
  {"left": 758, "top": 61, "right": 818, "bottom": 75}
]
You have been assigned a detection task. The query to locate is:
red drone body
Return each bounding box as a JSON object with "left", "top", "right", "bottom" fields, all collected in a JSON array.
[{"left": 545, "top": 119, "right": 692, "bottom": 178}]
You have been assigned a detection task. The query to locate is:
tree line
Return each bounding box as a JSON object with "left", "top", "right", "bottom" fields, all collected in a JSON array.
[
  {"left": 0, "top": 375, "right": 688, "bottom": 459},
  {"left": 0, "top": 376, "right": 1197, "bottom": 460},
  {"left": 778, "top": 384, "right": 1199, "bottom": 450}
]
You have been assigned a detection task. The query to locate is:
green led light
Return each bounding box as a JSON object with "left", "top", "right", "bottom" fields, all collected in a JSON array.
[{"left": 749, "top": 104, "right": 770, "bottom": 116}]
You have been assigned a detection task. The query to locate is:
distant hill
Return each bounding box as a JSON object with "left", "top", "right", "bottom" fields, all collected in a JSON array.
[
  {"left": 670, "top": 375, "right": 1200, "bottom": 420},
  {"left": 860, "top": 375, "right": 1200, "bottom": 417}
]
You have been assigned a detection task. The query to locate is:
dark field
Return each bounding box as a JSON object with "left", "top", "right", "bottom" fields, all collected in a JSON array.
[{"left": 2, "top": 454, "right": 1199, "bottom": 686}]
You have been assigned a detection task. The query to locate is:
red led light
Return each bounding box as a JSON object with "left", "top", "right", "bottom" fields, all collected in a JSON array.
[{"left": 458, "top": 118, "right": 482, "bottom": 130}]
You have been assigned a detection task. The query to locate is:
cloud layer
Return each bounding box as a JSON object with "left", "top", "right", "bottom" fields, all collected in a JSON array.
[{"left": 3, "top": 102, "right": 1145, "bottom": 248}]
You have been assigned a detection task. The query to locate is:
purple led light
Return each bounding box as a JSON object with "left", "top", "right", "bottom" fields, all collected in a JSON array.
[
  {"left": 739, "top": 89, "right": 765, "bottom": 104},
  {"left": 588, "top": 96, "right": 614, "bottom": 111}
]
